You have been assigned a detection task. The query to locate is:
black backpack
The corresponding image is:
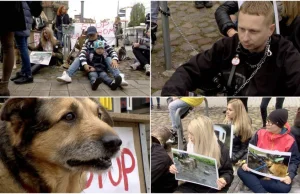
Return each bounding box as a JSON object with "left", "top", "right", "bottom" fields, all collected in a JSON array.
[{"left": 32, "top": 16, "right": 46, "bottom": 31}]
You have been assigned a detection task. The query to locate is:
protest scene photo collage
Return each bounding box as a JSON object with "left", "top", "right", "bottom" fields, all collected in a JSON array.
[{"left": 1, "top": 0, "right": 300, "bottom": 193}]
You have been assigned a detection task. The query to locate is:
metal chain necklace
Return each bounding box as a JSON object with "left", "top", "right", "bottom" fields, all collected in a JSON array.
[{"left": 233, "top": 37, "right": 272, "bottom": 96}]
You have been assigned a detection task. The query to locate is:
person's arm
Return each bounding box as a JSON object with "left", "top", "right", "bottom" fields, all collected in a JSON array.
[
  {"left": 78, "top": 39, "right": 89, "bottom": 68},
  {"left": 65, "top": 14, "right": 70, "bottom": 25},
  {"left": 218, "top": 141, "right": 234, "bottom": 189},
  {"left": 286, "top": 142, "right": 300, "bottom": 180},
  {"left": 281, "top": 39, "right": 300, "bottom": 95},
  {"left": 161, "top": 36, "right": 231, "bottom": 96},
  {"left": 52, "top": 41, "right": 63, "bottom": 60},
  {"left": 215, "top": 1, "right": 239, "bottom": 37},
  {"left": 104, "top": 43, "right": 118, "bottom": 62},
  {"left": 231, "top": 137, "right": 250, "bottom": 164}
]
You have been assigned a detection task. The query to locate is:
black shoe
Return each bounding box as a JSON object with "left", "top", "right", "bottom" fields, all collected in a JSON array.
[
  {"left": 195, "top": 1, "right": 204, "bottom": 9},
  {"left": 91, "top": 78, "right": 102, "bottom": 91},
  {"left": 10, "top": 71, "right": 23, "bottom": 81},
  {"left": 110, "top": 75, "right": 122, "bottom": 90},
  {"left": 204, "top": 1, "right": 213, "bottom": 8},
  {"left": 14, "top": 75, "right": 33, "bottom": 84}
]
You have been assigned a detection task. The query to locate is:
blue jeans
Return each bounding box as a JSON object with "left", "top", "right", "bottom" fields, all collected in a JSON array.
[
  {"left": 237, "top": 167, "right": 291, "bottom": 193},
  {"left": 151, "top": 1, "right": 159, "bottom": 23},
  {"left": 56, "top": 31, "right": 63, "bottom": 47},
  {"left": 168, "top": 99, "right": 190, "bottom": 130},
  {"left": 66, "top": 57, "right": 120, "bottom": 77},
  {"left": 260, "top": 97, "right": 285, "bottom": 127},
  {"left": 88, "top": 71, "right": 112, "bottom": 86},
  {"left": 14, "top": 36, "right": 32, "bottom": 76}
]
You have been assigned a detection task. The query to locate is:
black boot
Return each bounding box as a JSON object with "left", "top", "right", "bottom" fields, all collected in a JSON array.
[
  {"left": 204, "top": 1, "right": 213, "bottom": 8},
  {"left": 195, "top": 1, "right": 204, "bottom": 9},
  {"left": 110, "top": 75, "right": 122, "bottom": 90},
  {"left": 10, "top": 71, "right": 23, "bottom": 81},
  {"left": 14, "top": 75, "right": 33, "bottom": 84},
  {"left": 91, "top": 78, "right": 102, "bottom": 91}
]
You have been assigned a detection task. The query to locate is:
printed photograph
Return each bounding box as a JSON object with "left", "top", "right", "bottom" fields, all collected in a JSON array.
[
  {"left": 213, "top": 124, "right": 233, "bottom": 158},
  {"left": 172, "top": 148, "right": 219, "bottom": 189},
  {"left": 30, "top": 51, "right": 52, "bottom": 65},
  {"left": 247, "top": 144, "right": 291, "bottom": 180}
]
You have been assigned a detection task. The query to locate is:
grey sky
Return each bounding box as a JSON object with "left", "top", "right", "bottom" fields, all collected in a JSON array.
[{"left": 68, "top": 0, "right": 150, "bottom": 22}]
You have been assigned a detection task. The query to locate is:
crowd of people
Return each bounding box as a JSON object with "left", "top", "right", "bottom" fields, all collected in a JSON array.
[{"left": 151, "top": 97, "right": 300, "bottom": 193}]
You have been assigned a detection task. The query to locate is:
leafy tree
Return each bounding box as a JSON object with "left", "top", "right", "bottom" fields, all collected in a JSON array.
[{"left": 128, "top": 3, "right": 145, "bottom": 27}]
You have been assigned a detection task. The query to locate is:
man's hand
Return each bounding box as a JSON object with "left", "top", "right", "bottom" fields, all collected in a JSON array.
[
  {"left": 227, "top": 28, "right": 238, "bottom": 37},
  {"left": 241, "top": 163, "right": 250, "bottom": 171},
  {"left": 169, "top": 164, "right": 178, "bottom": 174},
  {"left": 217, "top": 177, "right": 227, "bottom": 190},
  {"left": 133, "top": 43, "right": 140, "bottom": 48},
  {"left": 280, "top": 176, "right": 292, "bottom": 185},
  {"left": 111, "top": 59, "right": 119, "bottom": 69},
  {"left": 84, "top": 64, "right": 94, "bottom": 72}
]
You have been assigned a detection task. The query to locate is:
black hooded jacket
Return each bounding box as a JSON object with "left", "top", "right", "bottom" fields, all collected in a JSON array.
[{"left": 162, "top": 34, "right": 300, "bottom": 96}]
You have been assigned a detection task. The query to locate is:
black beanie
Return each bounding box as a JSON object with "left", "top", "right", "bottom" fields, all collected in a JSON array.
[{"left": 268, "top": 109, "right": 288, "bottom": 128}]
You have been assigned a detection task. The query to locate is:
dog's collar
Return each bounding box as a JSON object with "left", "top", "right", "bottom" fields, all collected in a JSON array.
[{"left": 21, "top": 182, "right": 37, "bottom": 193}]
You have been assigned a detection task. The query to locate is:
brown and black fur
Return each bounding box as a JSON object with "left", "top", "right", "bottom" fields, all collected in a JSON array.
[{"left": 0, "top": 98, "right": 122, "bottom": 192}]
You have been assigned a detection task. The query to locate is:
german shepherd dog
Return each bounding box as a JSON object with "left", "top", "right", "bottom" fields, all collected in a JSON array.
[{"left": 0, "top": 98, "right": 122, "bottom": 192}]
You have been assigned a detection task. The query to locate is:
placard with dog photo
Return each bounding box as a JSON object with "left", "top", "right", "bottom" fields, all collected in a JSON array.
[
  {"left": 213, "top": 124, "right": 233, "bottom": 158},
  {"left": 30, "top": 51, "right": 52, "bottom": 65},
  {"left": 171, "top": 148, "right": 219, "bottom": 189},
  {"left": 247, "top": 144, "right": 291, "bottom": 180}
]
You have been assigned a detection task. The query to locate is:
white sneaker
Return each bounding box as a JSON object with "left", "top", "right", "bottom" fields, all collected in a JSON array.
[
  {"left": 144, "top": 64, "right": 150, "bottom": 76},
  {"left": 130, "top": 62, "right": 140, "bottom": 70},
  {"left": 119, "top": 73, "right": 128, "bottom": 86},
  {"left": 56, "top": 71, "right": 72, "bottom": 83}
]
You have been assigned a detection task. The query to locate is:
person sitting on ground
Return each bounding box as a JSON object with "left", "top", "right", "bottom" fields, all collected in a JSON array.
[
  {"left": 162, "top": 1, "right": 300, "bottom": 96},
  {"left": 223, "top": 99, "right": 253, "bottom": 165},
  {"left": 167, "top": 97, "right": 204, "bottom": 144},
  {"left": 215, "top": 1, "right": 300, "bottom": 52},
  {"left": 130, "top": 29, "right": 150, "bottom": 76},
  {"left": 86, "top": 40, "right": 122, "bottom": 91},
  {"left": 291, "top": 107, "right": 300, "bottom": 152},
  {"left": 169, "top": 116, "right": 234, "bottom": 192},
  {"left": 56, "top": 26, "right": 128, "bottom": 86},
  {"left": 238, "top": 109, "right": 300, "bottom": 193},
  {"left": 27, "top": 27, "right": 63, "bottom": 75},
  {"left": 151, "top": 126, "right": 178, "bottom": 193}
]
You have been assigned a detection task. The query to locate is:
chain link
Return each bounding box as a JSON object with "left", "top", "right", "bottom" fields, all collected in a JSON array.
[
  {"left": 233, "top": 38, "right": 271, "bottom": 96},
  {"left": 170, "top": 14, "right": 199, "bottom": 53}
]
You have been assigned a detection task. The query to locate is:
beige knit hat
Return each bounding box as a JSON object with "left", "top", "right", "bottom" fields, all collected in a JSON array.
[{"left": 151, "top": 126, "right": 172, "bottom": 144}]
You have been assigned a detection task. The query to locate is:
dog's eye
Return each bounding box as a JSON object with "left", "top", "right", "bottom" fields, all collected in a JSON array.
[
  {"left": 98, "top": 113, "right": 102, "bottom": 119},
  {"left": 63, "top": 112, "right": 76, "bottom": 121}
]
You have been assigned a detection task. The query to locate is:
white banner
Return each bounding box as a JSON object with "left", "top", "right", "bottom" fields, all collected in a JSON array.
[
  {"left": 83, "top": 127, "right": 141, "bottom": 193},
  {"left": 71, "top": 21, "right": 116, "bottom": 48}
]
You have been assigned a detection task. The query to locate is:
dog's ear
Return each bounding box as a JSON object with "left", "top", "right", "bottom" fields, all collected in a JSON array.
[
  {"left": 1, "top": 98, "right": 37, "bottom": 121},
  {"left": 99, "top": 105, "right": 114, "bottom": 127}
]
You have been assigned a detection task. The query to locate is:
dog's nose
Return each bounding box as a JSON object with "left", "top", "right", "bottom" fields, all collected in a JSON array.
[{"left": 102, "top": 135, "right": 122, "bottom": 149}]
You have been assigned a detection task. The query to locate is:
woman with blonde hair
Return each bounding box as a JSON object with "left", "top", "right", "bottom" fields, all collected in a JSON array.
[
  {"left": 224, "top": 99, "right": 253, "bottom": 165},
  {"left": 169, "top": 116, "right": 233, "bottom": 193},
  {"left": 28, "top": 27, "right": 63, "bottom": 74}
]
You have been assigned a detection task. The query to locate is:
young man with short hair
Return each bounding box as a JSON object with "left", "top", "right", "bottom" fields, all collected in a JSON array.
[{"left": 162, "top": 1, "right": 300, "bottom": 96}]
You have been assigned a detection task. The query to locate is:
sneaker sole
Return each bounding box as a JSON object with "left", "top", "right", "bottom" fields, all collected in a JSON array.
[
  {"left": 56, "top": 77, "right": 72, "bottom": 83},
  {"left": 92, "top": 78, "right": 102, "bottom": 91},
  {"left": 120, "top": 82, "right": 128, "bottom": 86}
]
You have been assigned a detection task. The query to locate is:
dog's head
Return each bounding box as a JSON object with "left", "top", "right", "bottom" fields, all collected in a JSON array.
[{"left": 0, "top": 98, "right": 122, "bottom": 173}]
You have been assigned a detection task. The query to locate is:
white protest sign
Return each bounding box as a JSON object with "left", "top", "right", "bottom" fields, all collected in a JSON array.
[
  {"left": 82, "top": 127, "right": 141, "bottom": 193},
  {"left": 71, "top": 21, "right": 116, "bottom": 48}
]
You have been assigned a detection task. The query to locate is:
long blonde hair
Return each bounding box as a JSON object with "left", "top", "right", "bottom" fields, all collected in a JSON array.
[
  {"left": 188, "top": 116, "right": 221, "bottom": 166},
  {"left": 41, "top": 27, "right": 57, "bottom": 49},
  {"left": 223, "top": 99, "right": 253, "bottom": 142},
  {"left": 282, "top": 1, "right": 300, "bottom": 26}
]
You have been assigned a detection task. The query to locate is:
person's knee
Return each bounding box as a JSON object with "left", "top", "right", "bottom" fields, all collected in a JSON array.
[
  {"left": 237, "top": 167, "right": 247, "bottom": 178},
  {"left": 277, "top": 182, "right": 291, "bottom": 193}
]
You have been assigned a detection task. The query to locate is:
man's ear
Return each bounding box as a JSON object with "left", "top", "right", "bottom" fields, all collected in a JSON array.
[
  {"left": 1, "top": 98, "right": 37, "bottom": 121},
  {"left": 269, "top": 24, "right": 276, "bottom": 36},
  {"left": 99, "top": 105, "right": 114, "bottom": 127}
]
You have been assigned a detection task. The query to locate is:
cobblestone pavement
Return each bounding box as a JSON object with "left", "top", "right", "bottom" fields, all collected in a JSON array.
[
  {"left": 151, "top": 1, "right": 223, "bottom": 95},
  {"left": 151, "top": 105, "right": 300, "bottom": 192},
  {"left": 1, "top": 46, "right": 150, "bottom": 97}
]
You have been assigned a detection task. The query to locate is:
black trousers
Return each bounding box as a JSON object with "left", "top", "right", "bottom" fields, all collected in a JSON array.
[{"left": 132, "top": 47, "right": 150, "bottom": 68}]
